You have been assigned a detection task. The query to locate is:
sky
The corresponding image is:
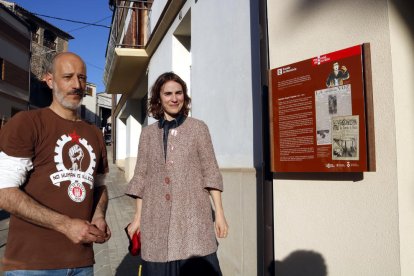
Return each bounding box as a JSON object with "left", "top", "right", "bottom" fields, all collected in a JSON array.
[{"left": 12, "top": 0, "right": 113, "bottom": 93}]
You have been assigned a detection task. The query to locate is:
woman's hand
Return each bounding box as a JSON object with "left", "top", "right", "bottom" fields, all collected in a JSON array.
[
  {"left": 209, "top": 189, "right": 229, "bottom": 238},
  {"left": 215, "top": 210, "right": 229, "bottom": 239},
  {"left": 127, "top": 198, "right": 142, "bottom": 238},
  {"left": 127, "top": 218, "right": 140, "bottom": 238}
]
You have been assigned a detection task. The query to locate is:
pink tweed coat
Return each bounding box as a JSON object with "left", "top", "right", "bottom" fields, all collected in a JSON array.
[{"left": 125, "top": 117, "right": 223, "bottom": 262}]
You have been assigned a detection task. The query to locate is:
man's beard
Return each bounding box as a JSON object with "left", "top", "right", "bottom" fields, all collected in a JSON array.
[{"left": 54, "top": 89, "right": 84, "bottom": 110}]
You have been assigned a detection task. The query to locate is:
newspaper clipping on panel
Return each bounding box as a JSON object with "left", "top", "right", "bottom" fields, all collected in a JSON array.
[{"left": 332, "top": 115, "right": 359, "bottom": 160}]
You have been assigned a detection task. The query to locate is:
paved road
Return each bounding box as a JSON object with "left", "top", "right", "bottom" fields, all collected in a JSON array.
[{"left": 0, "top": 147, "right": 142, "bottom": 275}]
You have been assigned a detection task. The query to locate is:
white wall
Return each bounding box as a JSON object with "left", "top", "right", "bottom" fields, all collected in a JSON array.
[
  {"left": 172, "top": 36, "right": 191, "bottom": 97},
  {"left": 115, "top": 116, "right": 127, "bottom": 168},
  {"left": 126, "top": 116, "right": 140, "bottom": 158},
  {"left": 268, "top": 1, "right": 402, "bottom": 275},
  {"left": 148, "top": 0, "right": 255, "bottom": 168},
  {"left": 124, "top": 115, "right": 141, "bottom": 181},
  {"left": 389, "top": 2, "right": 414, "bottom": 275},
  {"left": 191, "top": 0, "right": 254, "bottom": 168},
  {"left": 149, "top": 0, "right": 168, "bottom": 34}
]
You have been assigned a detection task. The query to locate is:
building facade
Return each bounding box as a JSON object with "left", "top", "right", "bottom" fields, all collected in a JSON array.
[
  {"left": 104, "top": 1, "right": 257, "bottom": 275},
  {"left": 0, "top": 3, "right": 31, "bottom": 123},
  {"left": 77, "top": 82, "right": 98, "bottom": 125},
  {"left": 0, "top": 0, "right": 73, "bottom": 109},
  {"left": 96, "top": 92, "right": 112, "bottom": 128},
  {"left": 105, "top": 0, "right": 414, "bottom": 275}
]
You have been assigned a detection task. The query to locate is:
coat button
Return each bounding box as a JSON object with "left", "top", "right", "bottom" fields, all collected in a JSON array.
[
  {"left": 170, "top": 145, "right": 174, "bottom": 151},
  {"left": 165, "top": 194, "right": 171, "bottom": 200},
  {"left": 168, "top": 160, "right": 174, "bottom": 165},
  {"left": 165, "top": 177, "right": 170, "bottom": 184}
]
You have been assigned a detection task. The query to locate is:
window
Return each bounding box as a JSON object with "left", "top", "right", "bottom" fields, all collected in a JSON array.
[
  {"left": 84, "top": 86, "right": 93, "bottom": 97},
  {"left": 1, "top": 59, "right": 29, "bottom": 91},
  {"left": 43, "top": 30, "right": 57, "bottom": 50}
]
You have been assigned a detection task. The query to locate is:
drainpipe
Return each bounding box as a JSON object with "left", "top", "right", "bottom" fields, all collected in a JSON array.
[{"left": 251, "top": 0, "right": 274, "bottom": 275}]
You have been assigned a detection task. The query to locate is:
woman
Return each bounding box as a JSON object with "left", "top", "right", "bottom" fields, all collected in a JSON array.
[{"left": 126, "top": 72, "right": 228, "bottom": 276}]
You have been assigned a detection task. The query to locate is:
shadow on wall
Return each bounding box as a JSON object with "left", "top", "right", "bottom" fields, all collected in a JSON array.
[
  {"left": 271, "top": 250, "right": 327, "bottom": 276},
  {"left": 391, "top": 0, "right": 414, "bottom": 37},
  {"left": 296, "top": 0, "right": 414, "bottom": 39}
]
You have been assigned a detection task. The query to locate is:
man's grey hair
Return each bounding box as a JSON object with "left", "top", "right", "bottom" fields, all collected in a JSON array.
[
  {"left": 44, "top": 52, "right": 85, "bottom": 75},
  {"left": 44, "top": 53, "right": 60, "bottom": 74}
]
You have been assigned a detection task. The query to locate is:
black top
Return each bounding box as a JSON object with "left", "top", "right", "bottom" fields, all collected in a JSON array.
[{"left": 158, "top": 113, "right": 186, "bottom": 160}]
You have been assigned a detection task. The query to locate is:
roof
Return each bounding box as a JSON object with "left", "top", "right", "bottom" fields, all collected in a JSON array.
[
  {"left": 0, "top": 2, "right": 30, "bottom": 30},
  {"left": 0, "top": 0, "right": 74, "bottom": 40}
]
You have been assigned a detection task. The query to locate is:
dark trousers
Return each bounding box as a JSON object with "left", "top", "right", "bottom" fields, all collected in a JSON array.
[{"left": 142, "top": 252, "right": 222, "bottom": 276}]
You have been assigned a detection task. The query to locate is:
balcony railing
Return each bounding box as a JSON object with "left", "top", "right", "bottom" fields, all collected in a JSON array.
[{"left": 104, "top": 1, "right": 152, "bottom": 86}]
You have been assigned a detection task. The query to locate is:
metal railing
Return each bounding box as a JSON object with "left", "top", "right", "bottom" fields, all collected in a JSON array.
[{"left": 104, "top": 1, "right": 153, "bottom": 86}]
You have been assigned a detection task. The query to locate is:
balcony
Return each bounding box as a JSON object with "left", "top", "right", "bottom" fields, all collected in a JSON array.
[{"left": 104, "top": 1, "right": 152, "bottom": 94}]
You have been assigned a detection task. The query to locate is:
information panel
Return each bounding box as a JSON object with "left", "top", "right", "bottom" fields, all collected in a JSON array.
[{"left": 269, "top": 44, "right": 374, "bottom": 172}]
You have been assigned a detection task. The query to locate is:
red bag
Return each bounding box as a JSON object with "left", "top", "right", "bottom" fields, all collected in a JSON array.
[{"left": 124, "top": 226, "right": 141, "bottom": 256}]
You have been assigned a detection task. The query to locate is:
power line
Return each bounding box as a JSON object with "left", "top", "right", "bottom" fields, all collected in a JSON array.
[
  {"left": 86, "top": 62, "right": 104, "bottom": 71},
  {"left": 32, "top": 13, "right": 110, "bottom": 28},
  {"left": 68, "top": 16, "right": 112, "bottom": 33}
]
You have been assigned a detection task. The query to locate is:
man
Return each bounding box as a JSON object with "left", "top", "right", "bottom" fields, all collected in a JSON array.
[
  {"left": 0, "top": 52, "right": 110, "bottom": 275},
  {"left": 326, "top": 62, "right": 350, "bottom": 87}
]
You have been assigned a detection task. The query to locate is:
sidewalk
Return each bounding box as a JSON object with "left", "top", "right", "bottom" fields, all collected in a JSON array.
[
  {"left": 93, "top": 146, "right": 141, "bottom": 275},
  {"left": 0, "top": 147, "right": 141, "bottom": 275}
]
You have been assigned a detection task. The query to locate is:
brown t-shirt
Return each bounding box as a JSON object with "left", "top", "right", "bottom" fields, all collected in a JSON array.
[{"left": 0, "top": 108, "right": 109, "bottom": 270}]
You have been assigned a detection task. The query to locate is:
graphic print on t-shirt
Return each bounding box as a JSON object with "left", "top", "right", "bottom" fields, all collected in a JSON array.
[{"left": 49, "top": 130, "right": 96, "bottom": 202}]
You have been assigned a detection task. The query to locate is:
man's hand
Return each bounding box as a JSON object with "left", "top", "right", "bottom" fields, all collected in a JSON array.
[
  {"left": 91, "top": 216, "right": 111, "bottom": 243},
  {"left": 0, "top": 187, "right": 109, "bottom": 244},
  {"left": 62, "top": 218, "right": 108, "bottom": 244},
  {"left": 0, "top": 188, "right": 79, "bottom": 240},
  {"left": 91, "top": 185, "right": 110, "bottom": 243}
]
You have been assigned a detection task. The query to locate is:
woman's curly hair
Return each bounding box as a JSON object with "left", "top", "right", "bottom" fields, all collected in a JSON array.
[{"left": 148, "top": 72, "right": 191, "bottom": 120}]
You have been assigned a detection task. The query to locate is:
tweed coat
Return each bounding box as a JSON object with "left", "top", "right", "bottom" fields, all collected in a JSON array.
[{"left": 125, "top": 117, "right": 223, "bottom": 262}]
